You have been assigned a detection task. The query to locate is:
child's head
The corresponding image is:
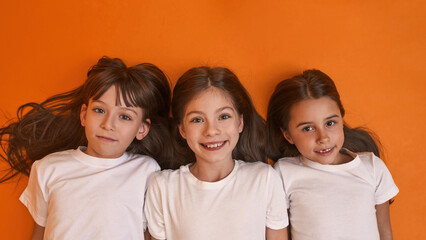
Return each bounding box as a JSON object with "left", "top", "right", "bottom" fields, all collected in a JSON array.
[
  {"left": 78, "top": 57, "right": 171, "bottom": 158},
  {"left": 171, "top": 66, "right": 267, "bottom": 167},
  {"left": 267, "top": 69, "right": 380, "bottom": 162},
  {"left": 0, "top": 57, "right": 172, "bottom": 181},
  {"left": 80, "top": 84, "right": 148, "bottom": 158}
]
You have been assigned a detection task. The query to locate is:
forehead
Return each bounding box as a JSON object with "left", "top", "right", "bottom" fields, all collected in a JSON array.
[
  {"left": 91, "top": 86, "right": 118, "bottom": 103},
  {"left": 185, "top": 87, "right": 236, "bottom": 113},
  {"left": 92, "top": 85, "right": 138, "bottom": 108},
  {"left": 289, "top": 97, "right": 341, "bottom": 120}
]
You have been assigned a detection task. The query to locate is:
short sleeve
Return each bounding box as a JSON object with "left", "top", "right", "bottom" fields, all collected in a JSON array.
[
  {"left": 273, "top": 161, "right": 290, "bottom": 208},
  {"left": 19, "top": 161, "right": 49, "bottom": 226},
  {"left": 266, "top": 165, "right": 289, "bottom": 230},
  {"left": 144, "top": 172, "right": 166, "bottom": 239},
  {"left": 142, "top": 161, "right": 161, "bottom": 231},
  {"left": 373, "top": 156, "right": 399, "bottom": 204}
]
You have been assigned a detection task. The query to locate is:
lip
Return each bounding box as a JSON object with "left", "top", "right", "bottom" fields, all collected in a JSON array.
[
  {"left": 97, "top": 135, "right": 117, "bottom": 142},
  {"left": 200, "top": 141, "right": 227, "bottom": 151},
  {"left": 314, "top": 146, "right": 335, "bottom": 156}
]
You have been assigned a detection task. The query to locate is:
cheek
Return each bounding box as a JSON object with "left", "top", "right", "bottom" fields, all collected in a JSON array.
[
  {"left": 337, "top": 128, "right": 345, "bottom": 144},
  {"left": 293, "top": 137, "right": 307, "bottom": 148},
  {"left": 292, "top": 133, "right": 312, "bottom": 148},
  {"left": 182, "top": 126, "right": 198, "bottom": 142},
  {"left": 184, "top": 131, "right": 199, "bottom": 151},
  {"left": 327, "top": 126, "right": 345, "bottom": 148}
]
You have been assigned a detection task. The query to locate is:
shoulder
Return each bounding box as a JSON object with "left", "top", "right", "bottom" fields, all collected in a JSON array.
[
  {"left": 356, "top": 151, "right": 375, "bottom": 161},
  {"left": 32, "top": 149, "right": 76, "bottom": 170},
  {"left": 273, "top": 156, "right": 302, "bottom": 171},
  {"left": 236, "top": 160, "right": 274, "bottom": 175},
  {"left": 356, "top": 151, "right": 388, "bottom": 170},
  {"left": 355, "top": 151, "right": 398, "bottom": 202},
  {"left": 236, "top": 160, "right": 281, "bottom": 183},
  {"left": 127, "top": 153, "right": 160, "bottom": 171},
  {"left": 349, "top": 151, "right": 395, "bottom": 184},
  {"left": 27, "top": 149, "right": 77, "bottom": 186},
  {"left": 148, "top": 165, "right": 188, "bottom": 186},
  {"left": 41, "top": 149, "right": 75, "bottom": 161}
]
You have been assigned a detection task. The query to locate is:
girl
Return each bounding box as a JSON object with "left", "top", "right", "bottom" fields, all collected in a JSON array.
[
  {"left": 144, "top": 67, "right": 289, "bottom": 240},
  {"left": 266, "top": 69, "right": 399, "bottom": 240},
  {"left": 0, "top": 56, "right": 172, "bottom": 239}
]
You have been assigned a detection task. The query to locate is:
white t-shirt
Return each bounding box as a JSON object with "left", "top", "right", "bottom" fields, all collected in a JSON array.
[
  {"left": 274, "top": 149, "right": 399, "bottom": 240},
  {"left": 144, "top": 160, "right": 288, "bottom": 240},
  {"left": 20, "top": 147, "right": 160, "bottom": 240}
]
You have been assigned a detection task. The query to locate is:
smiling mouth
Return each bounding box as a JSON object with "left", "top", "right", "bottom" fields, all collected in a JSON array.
[
  {"left": 201, "top": 141, "right": 226, "bottom": 150},
  {"left": 315, "top": 147, "right": 335, "bottom": 155}
]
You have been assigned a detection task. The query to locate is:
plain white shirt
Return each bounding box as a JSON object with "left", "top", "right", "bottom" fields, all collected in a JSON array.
[
  {"left": 274, "top": 149, "right": 399, "bottom": 240},
  {"left": 145, "top": 160, "right": 288, "bottom": 240},
  {"left": 20, "top": 147, "right": 160, "bottom": 240}
]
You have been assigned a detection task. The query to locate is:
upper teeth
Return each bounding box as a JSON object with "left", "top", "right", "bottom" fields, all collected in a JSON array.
[
  {"left": 206, "top": 143, "right": 224, "bottom": 148},
  {"left": 319, "top": 148, "right": 331, "bottom": 153}
]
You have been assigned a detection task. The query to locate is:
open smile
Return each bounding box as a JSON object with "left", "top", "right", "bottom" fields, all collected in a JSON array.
[
  {"left": 315, "top": 147, "right": 335, "bottom": 156},
  {"left": 200, "top": 141, "right": 227, "bottom": 150}
]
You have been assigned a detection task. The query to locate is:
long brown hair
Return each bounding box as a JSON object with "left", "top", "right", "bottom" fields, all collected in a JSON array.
[
  {"left": 266, "top": 69, "right": 381, "bottom": 161},
  {"left": 170, "top": 66, "right": 267, "bottom": 168},
  {"left": 0, "top": 56, "right": 172, "bottom": 182}
]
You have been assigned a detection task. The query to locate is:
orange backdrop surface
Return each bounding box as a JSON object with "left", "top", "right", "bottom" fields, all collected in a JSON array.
[{"left": 1, "top": 0, "right": 425, "bottom": 239}]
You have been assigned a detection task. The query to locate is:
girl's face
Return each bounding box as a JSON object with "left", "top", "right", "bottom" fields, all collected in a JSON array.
[
  {"left": 283, "top": 97, "right": 347, "bottom": 165},
  {"left": 179, "top": 87, "right": 243, "bottom": 165},
  {"left": 80, "top": 86, "right": 150, "bottom": 158}
]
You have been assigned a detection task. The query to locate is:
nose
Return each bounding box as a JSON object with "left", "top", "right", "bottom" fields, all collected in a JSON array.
[
  {"left": 316, "top": 128, "right": 329, "bottom": 144},
  {"left": 101, "top": 113, "right": 115, "bottom": 131},
  {"left": 204, "top": 120, "right": 220, "bottom": 136}
]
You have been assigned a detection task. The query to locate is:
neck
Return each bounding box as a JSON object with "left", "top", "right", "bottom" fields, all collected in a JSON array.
[
  {"left": 189, "top": 159, "right": 235, "bottom": 182},
  {"left": 335, "top": 151, "right": 355, "bottom": 165}
]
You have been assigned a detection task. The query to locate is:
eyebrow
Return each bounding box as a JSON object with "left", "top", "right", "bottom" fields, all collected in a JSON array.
[
  {"left": 185, "top": 106, "right": 235, "bottom": 117},
  {"left": 296, "top": 114, "right": 339, "bottom": 128},
  {"left": 91, "top": 100, "right": 139, "bottom": 115}
]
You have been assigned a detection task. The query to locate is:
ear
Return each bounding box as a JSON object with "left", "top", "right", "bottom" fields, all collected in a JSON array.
[
  {"left": 281, "top": 128, "right": 294, "bottom": 144},
  {"left": 136, "top": 118, "right": 151, "bottom": 140},
  {"left": 178, "top": 124, "right": 186, "bottom": 139},
  {"left": 238, "top": 114, "right": 244, "bottom": 133},
  {"left": 80, "top": 104, "right": 87, "bottom": 127}
]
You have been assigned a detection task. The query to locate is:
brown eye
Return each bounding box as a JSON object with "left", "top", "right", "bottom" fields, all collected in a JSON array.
[
  {"left": 326, "top": 120, "right": 336, "bottom": 127},
  {"left": 190, "top": 118, "right": 202, "bottom": 123},
  {"left": 302, "top": 126, "right": 313, "bottom": 132}
]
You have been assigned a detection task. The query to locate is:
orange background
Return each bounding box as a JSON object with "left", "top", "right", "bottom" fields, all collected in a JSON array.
[{"left": 1, "top": 0, "right": 425, "bottom": 238}]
